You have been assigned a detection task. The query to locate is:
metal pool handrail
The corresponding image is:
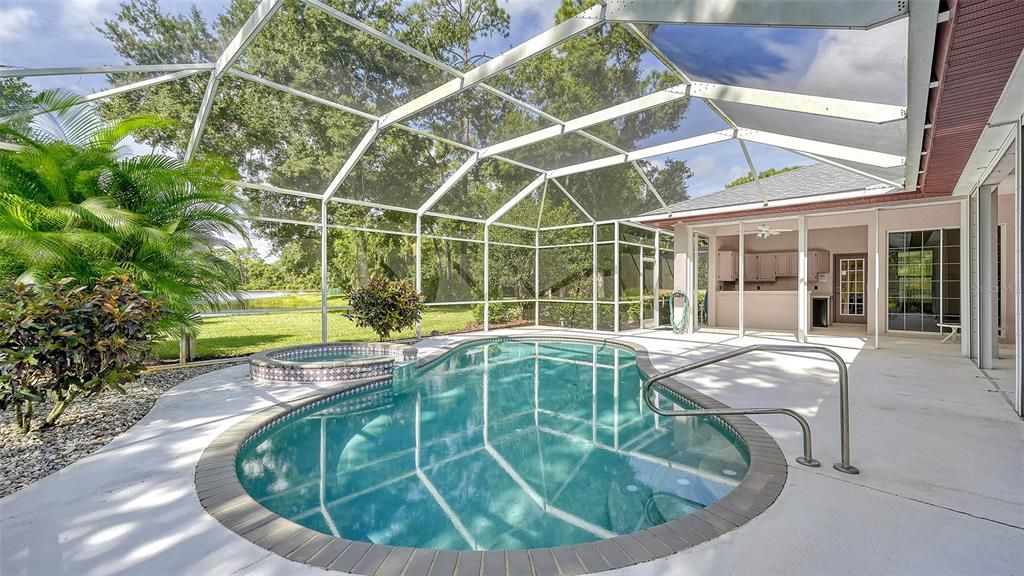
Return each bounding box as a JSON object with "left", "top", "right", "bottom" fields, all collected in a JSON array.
[{"left": 642, "top": 344, "right": 859, "bottom": 475}]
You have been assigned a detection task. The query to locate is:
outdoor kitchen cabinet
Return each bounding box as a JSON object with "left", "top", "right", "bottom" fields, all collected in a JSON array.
[
  {"left": 717, "top": 250, "right": 738, "bottom": 281},
  {"left": 808, "top": 249, "right": 831, "bottom": 277},
  {"left": 743, "top": 254, "right": 776, "bottom": 282},
  {"left": 716, "top": 250, "right": 829, "bottom": 281},
  {"left": 775, "top": 252, "right": 799, "bottom": 276}
]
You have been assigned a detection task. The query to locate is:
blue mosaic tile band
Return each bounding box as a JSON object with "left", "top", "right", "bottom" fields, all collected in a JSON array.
[{"left": 249, "top": 342, "right": 418, "bottom": 384}]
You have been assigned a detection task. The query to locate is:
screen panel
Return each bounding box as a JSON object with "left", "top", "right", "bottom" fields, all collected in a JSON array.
[{"left": 236, "top": 0, "right": 454, "bottom": 115}]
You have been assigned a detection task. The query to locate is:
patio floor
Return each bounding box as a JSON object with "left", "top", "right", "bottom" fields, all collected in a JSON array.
[{"left": 1, "top": 328, "right": 1021, "bottom": 575}]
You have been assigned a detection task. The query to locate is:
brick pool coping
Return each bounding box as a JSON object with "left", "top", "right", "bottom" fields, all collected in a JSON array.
[{"left": 195, "top": 336, "right": 788, "bottom": 576}]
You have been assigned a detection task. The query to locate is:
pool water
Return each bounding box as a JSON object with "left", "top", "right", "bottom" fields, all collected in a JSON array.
[
  {"left": 275, "top": 350, "right": 389, "bottom": 363},
  {"left": 237, "top": 340, "right": 749, "bottom": 551}
]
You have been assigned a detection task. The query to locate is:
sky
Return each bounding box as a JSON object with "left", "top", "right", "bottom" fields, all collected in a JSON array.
[
  {"left": 650, "top": 19, "right": 908, "bottom": 105},
  {"left": 0, "top": 0, "right": 231, "bottom": 92}
]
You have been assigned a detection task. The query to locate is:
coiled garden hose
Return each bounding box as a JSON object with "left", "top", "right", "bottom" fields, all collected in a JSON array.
[{"left": 669, "top": 291, "right": 689, "bottom": 334}]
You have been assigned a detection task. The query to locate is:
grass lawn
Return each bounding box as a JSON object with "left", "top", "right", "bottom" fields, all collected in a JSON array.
[
  {"left": 156, "top": 305, "right": 478, "bottom": 360},
  {"left": 217, "top": 293, "right": 347, "bottom": 310}
]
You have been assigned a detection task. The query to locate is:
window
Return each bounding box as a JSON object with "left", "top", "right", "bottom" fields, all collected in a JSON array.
[
  {"left": 888, "top": 229, "right": 960, "bottom": 333},
  {"left": 839, "top": 258, "right": 866, "bottom": 316}
]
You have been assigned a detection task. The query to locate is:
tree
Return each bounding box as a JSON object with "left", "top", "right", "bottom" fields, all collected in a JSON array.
[
  {"left": 93, "top": 0, "right": 693, "bottom": 305},
  {"left": 0, "top": 90, "right": 246, "bottom": 330},
  {"left": 494, "top": 0, "right": 691, "bottom": 219},
  {"left": 645, "top": 158, "right": 694, "bottom": 206},
  {"left": 98, "top": 0, "right": 448, "bottom": 258},
  {"left": 0, "top": 73, "right": 34, "bottom": 135},
  {"left": 402, "top": 0, "right": 509, "bottom": 71},
  {"left": 725, "top": 165, "right": 803, "bottom": 188},
  {"left": 97, "top": 0, "right": 224, "bottom": 151}
]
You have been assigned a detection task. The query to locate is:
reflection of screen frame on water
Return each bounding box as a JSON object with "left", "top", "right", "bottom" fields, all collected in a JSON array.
[{"left": 236, "top": 340, "right": 749, "bottom": 551}]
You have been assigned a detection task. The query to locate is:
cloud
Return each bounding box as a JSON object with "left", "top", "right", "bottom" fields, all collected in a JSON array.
[
  {"left": 0, "top": 7, "right": 36, "bottom": 42},
  {"left": 653, "top": 19, "right": 907, "bottom": 106},
  {"left": 795, "top": 19, "right": 908, "bottom": 105},
  {"left": 727, "top": 18, "right": 908, "bottom": 105},
  {"left": 59, "top": 0, "right": 119, "bottom": 39},
  {"left": 501, "top": 0, "right": 559, "bottom": 29},
  {"left": 686, "top": 149, "right": 748, "bottom": 197}
]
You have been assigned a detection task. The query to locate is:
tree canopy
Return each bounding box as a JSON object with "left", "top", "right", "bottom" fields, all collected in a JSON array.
[
  {"left": 725, "top": 165, "right": 803, "bottom": 189},
  {"left": 95, "top": 0, "right": 691, "bottom": 297}
]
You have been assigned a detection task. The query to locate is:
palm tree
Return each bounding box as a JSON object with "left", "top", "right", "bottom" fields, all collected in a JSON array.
[{"left": 0, "top": 89, "right": 247, "bottom": 330}]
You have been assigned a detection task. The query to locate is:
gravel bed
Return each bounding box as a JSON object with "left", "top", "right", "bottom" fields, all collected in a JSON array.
[{"left": 0, "top": 362, "right": 243, "bottom": 499}]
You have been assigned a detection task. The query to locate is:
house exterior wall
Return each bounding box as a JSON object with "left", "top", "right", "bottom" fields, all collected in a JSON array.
[
  {"left": 708, "top": 226, "right": 871, "bottom": 332},
  {"left": 670, "top": 196, "right": 1017, "bottom": 345}
]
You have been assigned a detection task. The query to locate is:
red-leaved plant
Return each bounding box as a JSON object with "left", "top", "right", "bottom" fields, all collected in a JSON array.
[
  {"left": 344, "top": 275, "right": 424, "bottom": 341},
  {"left": 0, "top": 275, "right": 165, "bottom": 433}
]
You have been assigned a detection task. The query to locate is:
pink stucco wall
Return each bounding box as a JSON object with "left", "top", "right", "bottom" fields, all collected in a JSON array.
[{"left": 674, "top": 197, "right": 1017, "bottom": 344}]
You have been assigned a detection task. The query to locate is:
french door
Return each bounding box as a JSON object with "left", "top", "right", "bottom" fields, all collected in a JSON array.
[{"left": 834, "top": 254, "right": 867, "bottom": 324}]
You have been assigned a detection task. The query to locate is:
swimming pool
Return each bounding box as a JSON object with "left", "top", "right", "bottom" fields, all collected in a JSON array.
[{"left": 235, "top": 339, "right": 750, "bottom": 552}]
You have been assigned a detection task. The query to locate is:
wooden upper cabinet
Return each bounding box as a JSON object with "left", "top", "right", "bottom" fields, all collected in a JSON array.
[
  {"left": 816, "top": 250, "right": 831, "bottom": 273},
  {"left": 715, "top": 250, "right": 828, "bottom": 282},
  {"left": 717, "top": 251, "right": 738, "bottom": 281},
  {"left": 757, "top": 253, "right": 777, "bottom": 281},
  {"left": 774, "top": 252, "right": 797, "bottom": 276},
  {"left": 808, "top": 250, "right": 830, "bottom": 277},
  {"left": 744, "top": 254, "right": 758, "bottom": 281}
]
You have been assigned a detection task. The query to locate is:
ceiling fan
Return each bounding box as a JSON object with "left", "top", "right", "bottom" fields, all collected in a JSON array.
[{"left": 754, "top": 224, "right": 786, "bottom": 239}]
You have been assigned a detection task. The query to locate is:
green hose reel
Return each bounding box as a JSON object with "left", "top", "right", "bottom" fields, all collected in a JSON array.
[{"left": 668, "top": 290, "right": 689, "bottom": 334}]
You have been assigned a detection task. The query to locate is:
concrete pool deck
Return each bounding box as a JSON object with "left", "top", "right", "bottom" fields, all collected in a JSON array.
[{"left": 1, "top": 328, "right": 1022, "bottom": 575}]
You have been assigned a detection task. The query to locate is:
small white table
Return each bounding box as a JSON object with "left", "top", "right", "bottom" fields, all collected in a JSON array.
[{"left": 937, "top": 323, "right": 961, "bottom": 343}]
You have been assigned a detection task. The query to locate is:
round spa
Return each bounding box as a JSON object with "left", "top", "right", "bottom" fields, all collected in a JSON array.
[
  {"left": 249, "top": 342, "right": 418, "bottom": 384},
  {"left": 200, "top": 337, "right": 787, "bottom": 573}
]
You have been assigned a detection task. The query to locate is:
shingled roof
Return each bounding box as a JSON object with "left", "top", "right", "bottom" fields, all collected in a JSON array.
[{"left": 645, "top": 163, "right": 893, "bottom": 216}]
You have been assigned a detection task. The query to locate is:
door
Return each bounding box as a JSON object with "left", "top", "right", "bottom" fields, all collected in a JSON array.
[
  {"left": 834, "top": 254, "right": 867, "bottom": 324},
  {"left": 641, "top": 252, "right": 657, "bottom": 328},
  {"left": 695, "top": 235, "right": 709, "bottom": 328}
]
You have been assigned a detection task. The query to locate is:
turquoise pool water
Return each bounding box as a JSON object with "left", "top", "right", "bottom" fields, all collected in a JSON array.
[
  {"left": 236, "top": 340, "right": 749, "bottom": 550},
  {"left": 272, "top": 350, "right": 388, "bottom": 363}
]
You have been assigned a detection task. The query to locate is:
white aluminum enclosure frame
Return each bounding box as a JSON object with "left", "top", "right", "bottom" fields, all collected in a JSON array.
[
  {"left": 185, "top": 0, "right": 285, "bottom": 161},
  {"left": 601, "top": 0, "right": 909, "bottom": 29},
  {"left": 4, "top": 0, "right": 950, "bottom": 351},
  {"left": 1016, "top": 115, "right": 1023, "bottom": 416}
]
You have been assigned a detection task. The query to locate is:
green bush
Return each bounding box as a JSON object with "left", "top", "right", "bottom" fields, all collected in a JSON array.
[
  {"left": 539, "top": 302, "right": 592, "bottom": 329},
  {"left": 344, "top": 275, "right": 425, "bottom": 341},
  {"left": 0, "top": 275, "right": 165, "bottom": 433},
  {"left": 473, "top": 302, "right": 525, "bottom": 327}
]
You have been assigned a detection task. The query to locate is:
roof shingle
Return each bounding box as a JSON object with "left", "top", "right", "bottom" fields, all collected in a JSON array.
[{"left": 645, "top": 163, "right": 891, "bottom": 216}]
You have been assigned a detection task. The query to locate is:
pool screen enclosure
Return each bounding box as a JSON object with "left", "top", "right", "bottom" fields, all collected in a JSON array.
[{"left": 2, "top": 0, "right": 929, "bottom": 341}]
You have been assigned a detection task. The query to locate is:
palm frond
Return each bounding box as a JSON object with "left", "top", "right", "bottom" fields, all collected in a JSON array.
[
  {"left": 28, "top": 90, "right": 107, "bottom": 147},
  {"left": 0, "top": 93, "right": 248, "bottom": 330},
  {"left": 92, "top": 114, "right": 174, "bottom": 153}
]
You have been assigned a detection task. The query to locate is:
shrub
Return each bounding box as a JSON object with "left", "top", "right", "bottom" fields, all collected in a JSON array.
[
  {"left": 0, "top": 275, "right": 165, "bottom": 433},
  {"left": 472, "top": 302, "right": 526, "bottom": 327},
  {"left": 344, "top": 276, "right": 425, "bottom": 341},
  {"left": 539, "top": 302, "right": 593, "bottom": 329}
]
